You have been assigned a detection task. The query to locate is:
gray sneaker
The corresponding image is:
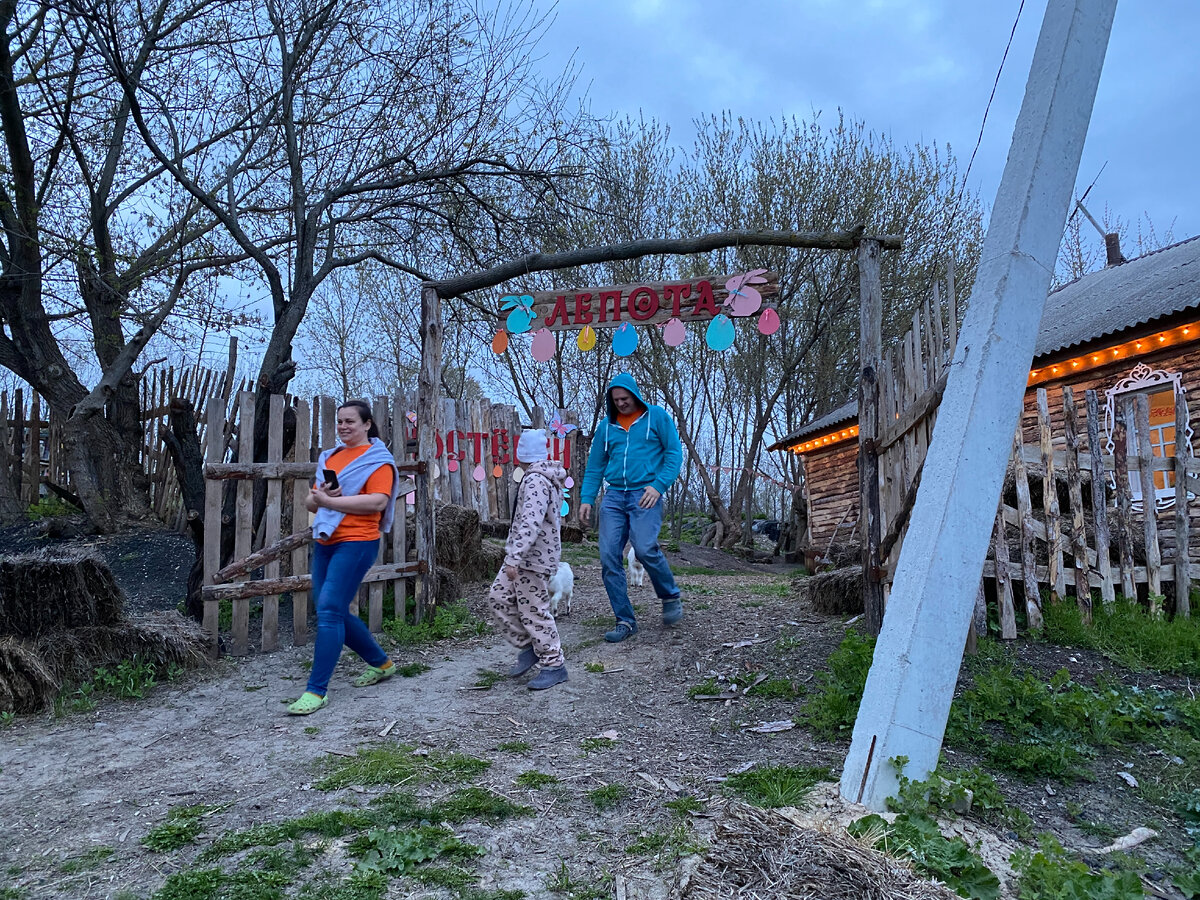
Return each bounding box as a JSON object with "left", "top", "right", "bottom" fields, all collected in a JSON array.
[
  {"left": 604, "top": 622, "right": 637, "bottom": 643},
  {"left": 528, "top": 665, "right": 568, "bottom": 690},
  {"left": 509, "top": 647, "right": 537, "bottom": 677}
]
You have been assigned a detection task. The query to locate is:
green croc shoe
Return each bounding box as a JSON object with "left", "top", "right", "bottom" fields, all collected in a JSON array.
[
  {"left": 287, "top": 692, "right": 328, "bottom": 715},
  {"left": 354, "top": 663, "right": 396, "bottom": 687}
]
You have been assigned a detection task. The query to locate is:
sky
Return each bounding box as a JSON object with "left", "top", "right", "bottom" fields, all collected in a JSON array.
[{"left": 532, "top": 0, "right": 1199, "bottom": 248}]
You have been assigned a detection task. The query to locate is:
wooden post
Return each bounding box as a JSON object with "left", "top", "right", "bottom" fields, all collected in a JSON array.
[
  {"left": 232, "top": 392, "right": 255, "bottom": 655},
  {"left": 367, "top": 394, "right": 388, "bottom": 634},
  {"left": 392, "top": 389, "right": 409, "bottom": 621},
  {"left": 1037, "top": 389, "right": 1066, "bottom": 602},
  {"left": 858, "top": 238, "right": 885, "bottom": 636},
  {"left": 261, "top": 395, "right": 284, "bottom": 651},
  {"left": 1175, "top": 390, "right": 1192, "bottom": 618},
  {"left": 291, "top": 398, "right": 312, "bottom": 646},
  {"left": 1062, "top": 387, "right": 1092, "bottom": 622},
  {"left": 1134, "top": 393, "right": 1163, "bottom": 606},
  {"left": 24, "top": 392, "right": 39, "bottom": 505},
  {"left": 841, "top": 0, "right": 1116, "bottom": 810},
  {"left": 1011, "top": 432, "right": 1045, "bottom": 629},
  {"left": 1113, "top": 408, "right": 1137, "bottom": 599},
  {"left": 202, "top": 395, "right": 225, "bottom": 656},
  {"left": 415, "top": 283, "right": 442, "bottom": 620},
  {"left": 1085, "top": 390, "right": 1116, "bottom": 606},
  {"left": 992, "top": 507, "right": 1017, "bottom": 639}
]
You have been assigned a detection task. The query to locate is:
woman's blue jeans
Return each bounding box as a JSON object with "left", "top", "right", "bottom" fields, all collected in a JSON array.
[
  {"left": 307, "top": 539, "right": 387, "bottom": 696},
  {"left": 598, "top": 489, "right": 680, "bottom": 626}
]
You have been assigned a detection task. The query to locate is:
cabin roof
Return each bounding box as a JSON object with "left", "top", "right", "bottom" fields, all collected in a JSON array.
[{"left": 769, "top": 236, "right": 1200, "bottom": 454}]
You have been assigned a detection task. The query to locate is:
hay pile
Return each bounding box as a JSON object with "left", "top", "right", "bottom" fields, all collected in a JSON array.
[
  {"left": 0, "top": 549, "right": 208, "bottom": 713},
  {"left": 795, "top": 565, "right": 862, "bottom": 615},
  {"left": 435, "top": 504, "right": 504, "bottom": 582},
  {"left": 677, "top": 801, "right": 960, "bottom": 900}
]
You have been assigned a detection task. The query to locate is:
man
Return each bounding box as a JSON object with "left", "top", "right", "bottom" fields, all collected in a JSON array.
[{"left": 580, "top": 373, "right": 683, "bottom": 642}]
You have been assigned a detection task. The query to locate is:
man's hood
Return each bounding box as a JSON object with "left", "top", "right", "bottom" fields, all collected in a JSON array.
[{"left": 604, "top": 372, "right": 648, "bottom": 420}]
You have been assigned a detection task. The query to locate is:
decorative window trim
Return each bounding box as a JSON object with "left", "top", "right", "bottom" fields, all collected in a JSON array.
[{"left": 1103, "top": 362, "right": 1195, "bottom": 510}]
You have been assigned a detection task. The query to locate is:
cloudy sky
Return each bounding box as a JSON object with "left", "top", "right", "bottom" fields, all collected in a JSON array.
[{"left": 532, "top": 0, "right": 1199, "bottom": 247}]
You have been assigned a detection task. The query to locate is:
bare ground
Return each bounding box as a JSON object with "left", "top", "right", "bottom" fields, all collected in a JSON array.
[{"left": 0, "top": 541, "right": 1193, "bottom": 898}]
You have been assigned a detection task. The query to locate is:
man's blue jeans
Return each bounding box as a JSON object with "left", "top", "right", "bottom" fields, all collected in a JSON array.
[
  {"left": 307, "top": 539, "right": 388, "bottom": 696},
  {"left": 598, "top": 489, "right": 680, "bottom": 626}
]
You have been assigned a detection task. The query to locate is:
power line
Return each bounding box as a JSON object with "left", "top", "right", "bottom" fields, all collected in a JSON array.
[{"left": 962, "top": 0, "right": 1027, "bottom": 194}]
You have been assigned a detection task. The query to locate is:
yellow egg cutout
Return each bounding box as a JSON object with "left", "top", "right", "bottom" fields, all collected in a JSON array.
[{"left": 577, "top": 325, "right": 597, "bottom": 352}]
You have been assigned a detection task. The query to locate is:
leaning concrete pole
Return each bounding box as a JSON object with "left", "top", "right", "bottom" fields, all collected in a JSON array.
[{"left": 840, "top": 0, "right": 1117, "bottom": 810}]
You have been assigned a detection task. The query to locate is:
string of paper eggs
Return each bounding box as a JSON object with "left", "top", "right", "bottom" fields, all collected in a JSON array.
[{"left": 490, "top": 270, "right": 780, "bottom": 360}]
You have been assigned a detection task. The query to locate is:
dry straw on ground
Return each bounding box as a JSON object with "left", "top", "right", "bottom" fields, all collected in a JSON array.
[
  {"left": 676, "top": 800, "right": 960, "bottom": 900},
  {"left": 795, "top": 565, "right": 863, "bottom": 615}
]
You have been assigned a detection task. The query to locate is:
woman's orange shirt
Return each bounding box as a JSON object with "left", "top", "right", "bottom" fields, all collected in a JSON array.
[{"left": 318, "top": 444, "right": 394, "bottom": 544}]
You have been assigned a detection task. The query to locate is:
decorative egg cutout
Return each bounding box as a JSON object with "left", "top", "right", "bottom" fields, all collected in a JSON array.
[
  {"left": 505, "top": 306, "right": 534, "bottom": 334},
  {"left": 564, "top": 475, "right": 574, "bottom": 488},
  {"left": 492, "top": 464, "right": 503, "bottom": 478},
  {"left": 447, "top": 459, "right": 458, "bottom": 473},
  {"left": 758, "top": 307, "right": 781, "bottom": 335},
  {"left": 472, "top": 464, "right": 486, "bottom": 482},
  {"left": 491, "top": 330, "right": 509, "bottom": 354},
  {"left": 612, "top": 322, "right": 639, "bottom": 357},
  {"left": 728, "top": 285, "right": 762, "bottom": 317},
  {"left": 662, "top": 317, "right": 686, "bottom": 346},
  {"left": 405, "top": 492, "right": 416, "bottom": 504},
  {"left": 430, "top": 462, "right": 440, "bottom": 480},
  {"left": 706, "top": 314, "right": 736, "bottom": 351},
  {"left": 513, "top": 467, "right": 525, "bottom": 483},
  {"left": 577, "top": 325, "right": 597, "bottom": 351},
  {"left": 531, "top": 328, "right": 556, "bottom": 362},
  {"left": 560, "top": 500, "right": 570, "bottom": 516}
]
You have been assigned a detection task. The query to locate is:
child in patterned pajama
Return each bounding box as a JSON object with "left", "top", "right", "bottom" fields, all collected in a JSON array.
[{"left": 488, "top": 429, "right": 569, "bottom": 690}]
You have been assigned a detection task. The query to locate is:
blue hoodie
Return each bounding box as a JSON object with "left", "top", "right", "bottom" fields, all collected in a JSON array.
[{"left": 580, "top": 373, "right": 683, "bottom": 505}]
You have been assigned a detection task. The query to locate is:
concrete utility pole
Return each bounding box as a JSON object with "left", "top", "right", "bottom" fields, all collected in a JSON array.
[{"left": 840, "top": 0, "right": 1117, "bottom": 810}]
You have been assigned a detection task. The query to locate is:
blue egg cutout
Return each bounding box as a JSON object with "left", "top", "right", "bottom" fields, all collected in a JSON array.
[
  {"left": 612, "top": 322, "right": 639, "bottom": 357},
  {"left": 706, "top": 314, "right": 736, "bottom": 351},
  {"left": 506, "top": 307, "right": 534, "bottom": 334},
  {"left": 560, "top": 500, "right": 570, "bottom": 517}
]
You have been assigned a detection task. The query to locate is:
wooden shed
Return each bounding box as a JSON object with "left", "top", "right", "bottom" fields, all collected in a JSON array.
[{"left": 772, "top": 236, "right": 1200, "bottom": 582}]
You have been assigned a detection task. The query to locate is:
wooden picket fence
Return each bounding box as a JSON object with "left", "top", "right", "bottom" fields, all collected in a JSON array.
[{"left": 979, "top": 386, "right": 1198, "bottom": 634}]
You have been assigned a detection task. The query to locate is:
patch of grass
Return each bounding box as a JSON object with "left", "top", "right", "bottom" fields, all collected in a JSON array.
[
  {"left": 673, "top": 565, "right": 742, "bottom": 576},
  {"left": 665, "top": 795, "right": 705, "bottom": 816},
  {"left": 58, "top": 846, "right": 113, "bottom": 873},
  {"left": 578, "top": 615, "right": 612, "bottom": 627},
  {"left": 26, "top": 494, "right": 78, "bottom": 520},
  {"left": 394, "top": 662, "right": 431, "bottom": 677},
  {"left": 412, "top": 865, "right": 476, "bottom": 889},
  {"left": 686, "top": 677, "right": 722, "bottom": 698},
  {"left": 1041, "top": 598, "right": 1200, "bottom": 675},
  {"left": 497, "top": 740, "right": 531, "bottom": 753},
  {"left": 143, "top": 803, "right": 226, "bottom": 852},
  {"left": 1011, "top": 834, "right": 1143, "bottom": 899},
  {"left": 746, "top": 676, "right": 800, "bottom": 700},
  {"left": 692, "top": 602, "right": 711, "bottom": 611},
  {"left": 471, "top": 669, "right": 506, "bottom": 689},
  {"left": 795, "top": 628, "right": 875, "bottom": 740},
  {"left": 457, "top": 889, "right": 526, "bottom": 900},
  {"left": 304, "top": 726, "right": 319, "bottom": 735},
  {"left": 586, "top": 784, "right": 629, "bottom": 811},
  {"left": 66, "top": 656, "right": 175, "bottom": 712},
  {"left": 200, "top": 809, "right": 373, "bottom": 860},
  {"left": 432, "top": 787, "right": 533, "bottom": 823},
  {"left": 739, "top": 599, "right": 765, "bottom": 608},
  {"left": 349, "top": 825, "right": 482, "bottom": 877},
  {"left": 0, "top": 710, "right": 13, "bottom": 727},
  {"left": 314, "top": 745, "right": 491, "bottom": 791},
  {"left": 724, "top": 764, "right": 829, "bottom": 809},
  {"left": 546, "top": 861, "right": 613, "bottom": 899},
  {"left": 578, "top": 736, "right": 616, "bottom": 755},
  {"left": 774, "top": 634, "right": 801, "bottom": 653},
  {"left": 382, "top": 602, "right": 489, "bottom": 645},
  {"left": 749, "top": 582, "right": 791, "bottom": 598},
  {"left": 243, "top": 684, "right": 266, "bottom": 692},
  {"left": 583, "top": 662, "right": 604, "bottom": 673},
  {"left": 625, "top": 822, "right": 705, "bottom": 864},
  {"left": 515, "top": 770, "right": 560, "bottom": 789}
]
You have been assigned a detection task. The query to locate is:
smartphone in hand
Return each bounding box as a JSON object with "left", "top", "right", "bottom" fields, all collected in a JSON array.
[{"left": 322, "top": 468, "right": 339, "bottom": 490}]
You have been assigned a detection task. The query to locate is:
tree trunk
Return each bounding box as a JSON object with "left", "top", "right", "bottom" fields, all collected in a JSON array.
[
  {"left": 162, "top": 398, "right": 206, "bottom": 621},
  {"left": 61, "top": 411, "right": 153, "bottom": 533}
]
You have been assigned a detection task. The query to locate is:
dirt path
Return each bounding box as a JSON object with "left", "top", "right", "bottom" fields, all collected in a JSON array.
[{"left": 2, "top": 552, "right": 842, "bottom": 899}]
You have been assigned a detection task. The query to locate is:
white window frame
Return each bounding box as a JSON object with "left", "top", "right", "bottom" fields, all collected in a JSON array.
[{"left": 1103, "top": 362, "right": 1195, "bottom": 510}]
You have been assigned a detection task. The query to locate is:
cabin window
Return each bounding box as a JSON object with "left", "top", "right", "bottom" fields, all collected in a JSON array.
[{"left": 1103, "top": 362, "right": 1194, "bottom": 508}]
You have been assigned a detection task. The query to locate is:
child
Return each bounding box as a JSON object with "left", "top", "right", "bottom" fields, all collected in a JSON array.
[{"left": 488, "top": 428, "right": 569, "bottom": 689}]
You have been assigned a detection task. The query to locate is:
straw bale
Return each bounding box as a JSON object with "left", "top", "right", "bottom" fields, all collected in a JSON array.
[
  {"left": 795, "top": 566, "right": 862, "bottom": 615},
  {"left": 0, "top": 637, "right": 60, "bottom": 713},
  {"left": 35, "top": 612, "right": 209, "bottom": 685},
  {"left": 0, "top": 548, "right": 125, "bottom": 637},
  {"left": 676, "top": 800, "right": 960, "bottom": 900}
]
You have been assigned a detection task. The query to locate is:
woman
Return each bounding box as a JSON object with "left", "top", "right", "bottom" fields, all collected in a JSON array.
[{"left": 287, "top": 400, "right": 401, "bottom": 715}]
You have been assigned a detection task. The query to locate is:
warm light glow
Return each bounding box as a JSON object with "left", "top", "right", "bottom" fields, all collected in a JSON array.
[
  {"left": 1112, "top": 349, "right": 1119, "bottom": 356},
  {"left": 1052, "top": 366, "right": 1059, "bottom": 373},
  {"left": 1136, "top": 342, "right": 1143, "bottom": 349},
  {"left": 1186, "top": 328, "right": 1192, "bottom": 335},
  {"left": 1160, "top": 335, "right": 1166, "bottom": 342},
  {"left": 1072, "top": 361, "right": 1079, "bottom": 367},
  {"left": 1092, "top": 355, "right": 1099, "bottom": 361}
]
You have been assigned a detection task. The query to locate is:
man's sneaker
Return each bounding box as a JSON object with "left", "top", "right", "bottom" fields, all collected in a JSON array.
[
  {"left": 662, "top": 598, "right": 683, "bottom": 626},
  {"left": 528, "top": 665, "right": 569, "bottom": 690},
  {"left": 286, "top": 692, "right": 328, "bottom": 715},
  {"left": 354, "top": 662, "right": 396, "bottom": 687},
  {"left": 509, "top": 647, "right": 537, "bottom": 677},
  {"left": 604, "top": 622, "right": 637, "bottom": 643}
]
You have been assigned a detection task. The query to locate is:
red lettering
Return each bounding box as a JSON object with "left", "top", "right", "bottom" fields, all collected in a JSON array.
[
  {"left": 491, "top": 428, "right": 511, "bottom": 465},
  {"left": 546, "top": 295, "right": 570, "bottom": 327},
  {"left": 598, "top": 289, "right": 623, "bottom": 323},
  {"left": 663, "top": 283, "right": 691, "bottom": 318},
  {"left": 692, "top": 280, "right": 719, "bottom": 317},
  {"left": 628, "top": 286, "right": 660, "bottom": 321},
  {"left": 435, "top": 431, "right": 444, "bottom": 459},
  {"left": 455, "top": 431, "right": 467, "bottom": 461},
  {"left": 574, "top": 293, "right": 593, "bottom": 324},
  {"left": 470, "top": 431, "right": 486, "bottom": 463}
]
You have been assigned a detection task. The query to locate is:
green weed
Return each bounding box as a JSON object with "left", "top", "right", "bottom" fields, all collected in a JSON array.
[
  {"left": 514, "top": 771, "right": 560, "bottom": 789},
  {"left": 673, "top": 565, "right": 742, "bottom": 576},
  {"left": 1010, "top": 834, "right": 1143, "bottom": 899},
  {"left": 472, "top": 669, "right": 507, "bottom": 689},
  {"left": 578, "top": 736, "right": 616, "bottom": 754},
  {"left": 201, "top": 809, "right": 373, "bottom": 860},
  {"left": 795, "top": 629, "right": 875, "bottom": 739},
  {"left": 432, "top": 787, "right": 533, "bottom": 823},
  {"left": 314, "top": 745, "right": 490, "bottom": 791},
  {"left": 724, "top": 764, "right": 829, "bottom": 809},
  {"left": 774, "top": 634, "right": 802, "bottom": 653},
  {"left": 739, "top": 599, "right": 764, "bottom": 608},
  {"left": 1041, "top": 599, "right": 1200, "bottom": 676},
  {"left": 26, "top": 495, "right": 78, "bottom": 520},
  {"left": 624, "top": 822, "right": 705, "bottom": 865},
  {"left": 382, "top": 603, "right": 489, "bottom": 645},
  {"left": 58, "top": 846, "right": 113, "bottom": 873},
  {"left": 665, "top": 795, "right": 705, "bottom": 816},
  {"left": 497, "top": 740, "right": 531, "bottom": 753},
  {"left": 749, "top": 582, "right": 791, "bottom": 598},
  {"left": 583, "top": 662, "right": 604, "bottom": 673},
  {"left": 586, "top": 784, "right": 628, "bottom": 811},
  {"left": 350, "top": 825, "right": 482, "bottom": 877},
  {"left": 746, "top": 676, "right": 800, "bottom": 700},
  {"left": 546, "top": 860, "right": 612, "bottom": 898},
  {"left": 686, "top": 677, "right": 722, "bottom": 698},
  {"left": 394, "top": 662, "right": 431, "bottom": 677},
  {"left": 143, "top": 803, "right": 226, "bottom": 852}
]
